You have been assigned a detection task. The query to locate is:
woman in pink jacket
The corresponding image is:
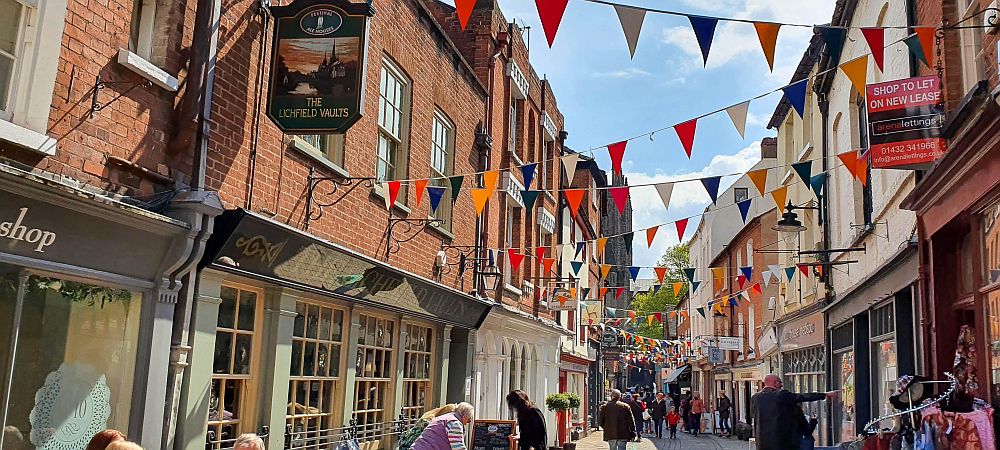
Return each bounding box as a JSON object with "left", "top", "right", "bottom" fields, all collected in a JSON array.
[{"left": 411, "top": 402, "right": 475, "bottom": 450}]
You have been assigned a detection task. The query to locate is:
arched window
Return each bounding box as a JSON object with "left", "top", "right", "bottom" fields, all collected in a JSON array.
[{"left": 520, "top": 344, "right": 529, "bottom": 394}]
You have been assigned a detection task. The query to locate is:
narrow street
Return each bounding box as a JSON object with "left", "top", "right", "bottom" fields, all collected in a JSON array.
[{"left": 577, "top": 431, "right": 748, "bottom": 450}]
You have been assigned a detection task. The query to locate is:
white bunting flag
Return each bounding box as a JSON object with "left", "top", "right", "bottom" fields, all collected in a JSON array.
[
  {"left": 655, "top": 183, "right": 674, "bottom": 211},
  {"left": 615, "top": 5, "right": 646, "bottom": 59},
  {"left": 726, "top": 101, "right": 750, "bottom": 139},
  {"left": 562, "top": 153, "right": 580, "bottom": 184}
]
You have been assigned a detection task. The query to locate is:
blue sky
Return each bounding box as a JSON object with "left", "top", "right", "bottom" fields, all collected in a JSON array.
[{"left": 482, "top": 0, "right": 837, "bottom": 269}]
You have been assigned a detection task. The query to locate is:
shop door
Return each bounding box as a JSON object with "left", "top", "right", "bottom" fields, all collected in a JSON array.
[{"left": 742, "top": 381, "right": 752, "bottom": 423}]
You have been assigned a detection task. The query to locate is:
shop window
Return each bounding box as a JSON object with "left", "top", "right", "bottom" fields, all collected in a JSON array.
[
  {"left": 871, "top": 340, "right": 897, "bottom": 430},
  {"left": 354, "top": 314, "right": 395, "bottom": 441},
  {"left": 983, "top": 199, "right": 1000, "bottom": 287},
  {"left": 0, "top": 0, "right": 22, "bottom": 118},
  {"left": 401, "top": 323, "right": 434, "bottom": 421},
  {"left": 209, "top": 285, "right": 261, "bottom": 448},
  {"left": 287, "top": 301, "right": 345, "bottom": 446},
  {"left": 0, "top": 267, "right": 140, "bottom": 450},
  {"left": 734, "top": 188, "right": 749, "bottom": 203},
  {"left": 430, "top": 111, "right": 455, "bottom": 230},
  {"left": 987, "top": 289, "right": 1000, "bottom": 409},
  {"left": 377, "top": 58, "right": 410, "bottom": 187},
  {"left": 833, "top": 349, "right": 856, "bottom": 441},
  {"left": 294, "top": 134, "right": 346, "bottom": 168},
  {"left": 956, "top": 0, "right": 986, "bottom": 94}
]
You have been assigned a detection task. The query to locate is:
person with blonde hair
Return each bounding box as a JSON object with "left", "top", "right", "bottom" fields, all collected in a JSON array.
[
  {"left": 397, "top": 404, "right": 458, "bottom": 450},
  {"left": 233, "top": 433, "right": 265, "bottom": 450},
  {"left": 410, "top": 402, "right": 474, "bottom": 450},
  {"left": 85, "top": 429, "right": 127, "bottom": 450}
]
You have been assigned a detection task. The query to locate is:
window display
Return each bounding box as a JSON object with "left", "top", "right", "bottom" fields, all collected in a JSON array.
[{"left": 1, "top": 266, "right": 140, "bottom": 450}]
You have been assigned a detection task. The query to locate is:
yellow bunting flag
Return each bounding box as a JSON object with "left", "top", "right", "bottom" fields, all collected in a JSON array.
[
  {"left": 596, "top": 237, "right": 608, "bottom": 258},
  {"left": 672, "top": 282, "right": 683, "bottom": 297},
  {"left": 471, "top": 188, "right": 491, "bottom": 216},
  {"left": 840, "top": 55, "right": 869, "bottom": 96},
  {"left": 482, "top": 170, "right": 500, "bottom": 195},
  {"left": 754, "top": 22, "right": 782, "bottom": 71},
  {"left": 415, "top": 179, "right": 428, "bottom": 207},
  {"left": 748, "top": 168, "right": 768, "bottom": 196},
  {"left": 770, "top": 185, "right": 788, "bottom": 210},
  {"left": 648, "top": 315, "right": 655, "bottom": 326},
  {"left": 646, "top": 226, "right": 659, "bottom": 247},
  {"left": 711, "top": 267, "right": 726, "bottom": 280},
  {"left": 601, "top": 264, "right": 612, "bottom": 280}
]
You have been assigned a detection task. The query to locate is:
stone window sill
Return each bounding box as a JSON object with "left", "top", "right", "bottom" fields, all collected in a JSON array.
[
  {"left": 289, "top": 137, "right": 351, "bottom": 178},
  {"left": 117, "top": 48, "right": 179, "bottom": 91},
  {"left": 426, "top": 220, "right": 454, "bottom": 241},
  {"left": 0, "top": 119, "right": 57, "bottom": 155}
]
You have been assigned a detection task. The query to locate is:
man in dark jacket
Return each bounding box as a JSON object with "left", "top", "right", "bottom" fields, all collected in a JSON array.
[
  {"left": 599, "top": 389, "right": 637, "bottom": 450},
  {"left": 717, "top": 391, "right": 732, "bottom": 436},
  {"left": 749, "top": 374, "right": 837, "bottom": 450},
  {"left": 649, "top": 393, "right": 669, "bottom": 439}
]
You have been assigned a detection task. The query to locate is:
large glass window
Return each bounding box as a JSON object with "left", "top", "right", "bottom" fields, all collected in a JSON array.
[
  {"left": 209, "top": 285, "right": 260, "bottom": 448},
  {"left": 287, "top": 301, "right": 345, "bottom": 445},
  {"left": 377, "top": 59, "right": 409, "bottom": 184},
  {"left": 0, "top": 0, "right": 22, "bottom": 117},
  {"left": 0, "top": 267, "right": 141, "bottom": 450},
  {"left": 354, "top": 314, "right": 395, "bottom": 442},
  {"left": 870, "top": 302, "right": 896, "bottom": 431},
  {"left": 401, "top": 324, "right": 433, "bottom": 421},
  {"left": 956, "top": 0, "right": 986, "bottom": 94}
]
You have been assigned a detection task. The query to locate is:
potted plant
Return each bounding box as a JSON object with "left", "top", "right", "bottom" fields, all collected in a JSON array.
[{"left": 545, "top": 393, "right": 581, "bottom": 450}]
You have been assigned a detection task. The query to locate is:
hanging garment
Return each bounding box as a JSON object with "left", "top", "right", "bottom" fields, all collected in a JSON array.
[
  {"left": 952, "top": 325, "right": 981, "bottom": 396},
  {"left": 912, "top": 420, "right": 936, "bottom": 450},
  {"left": 922, "top": 404, "right": 996, "bottom": 449},
  {"left": 862, "top": 433, "right": 894, "bottom": 450}
]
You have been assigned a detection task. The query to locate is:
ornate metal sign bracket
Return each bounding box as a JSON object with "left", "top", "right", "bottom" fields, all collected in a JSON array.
[
  {"left": 89, "top": 75, "right": 151, "bottom": 119},
  {"left": 382, "top": 216, "right": 442, "bottom": 262},
  {"left": 304, "top": 167, "right": 376, "bottom": 229}
]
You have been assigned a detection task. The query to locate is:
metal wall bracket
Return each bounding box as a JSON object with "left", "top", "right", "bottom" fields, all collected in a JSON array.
[
  {"left": 382, "top": 217, "right": 442, "bottom": 261},
  {"left": 304, "top": 167, "right": 376, "bottom": 229},
  {"left": 88, "top": 74, "right": 151, "bottom": 119}
]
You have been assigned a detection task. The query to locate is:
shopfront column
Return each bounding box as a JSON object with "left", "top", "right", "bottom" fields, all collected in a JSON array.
[
  {"left": 391, "top": 316, "right": 408, "bottom": 426},
  {"left": 178, "top": 272, "right": 224, "bottom": 450},
  {"left": 133, "top": 284, "right": 180, "bottom": 450},
  {"left": 438, "top": 325, "right": 452, "bottom": 406},
  {"left": 341, "top": 307, "right": 362, "bottom": 426},
  {"left": 256, "top": 288, "right": 297, "bottom": 450}
]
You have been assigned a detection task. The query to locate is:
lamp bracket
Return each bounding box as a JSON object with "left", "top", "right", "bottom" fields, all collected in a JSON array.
[{"left": 849, "top": 221, "right": 889, "bottom": 240}]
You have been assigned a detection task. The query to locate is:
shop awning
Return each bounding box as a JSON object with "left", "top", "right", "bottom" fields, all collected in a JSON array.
[
  {"left": 201, "top": 209, "right": 492, "bottom": 329},
  {"left": 824, "top": 245, "right": 917, "bottom": 328},
  {"left": 664, "top": 364, "right": 691, "bottom": 383}
]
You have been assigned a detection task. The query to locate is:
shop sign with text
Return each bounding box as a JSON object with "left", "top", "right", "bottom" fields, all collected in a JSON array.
[
  {"left": 866, "top": 75, "right": 947, "bottom": 169},
  {"left": 266, "top": 0, "right": 374, "bottom": 133}
]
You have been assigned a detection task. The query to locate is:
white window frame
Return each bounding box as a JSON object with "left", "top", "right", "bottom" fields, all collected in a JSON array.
[
  {"left": 0, "top": 0, "right": 65, "bottom": 154},
  {"left": 129, "top": 0, "right": 156, "bottom": 60},
  {"left": 430, "top": 110, "right": 454, "bottom": 229},
  {"left": 957, "top": 0, "right": 986, "bottom": 94},
  {"left": 293, "top": 134, "right": 346, "bottom": 168},
  {"left": 509, "top": 100, "right": 519, "bottom": 161},
  {"left": 377, "top": 58, "right": 410, "bottom": 184},
  {"left": 591, "top": 178, "right": 598, "bottom": 207}
]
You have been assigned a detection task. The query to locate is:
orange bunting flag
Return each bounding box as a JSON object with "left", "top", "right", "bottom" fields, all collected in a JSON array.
[
  {"left": 675, "top": 218, "right": 689, "bottom": 241},
  {"left": 508, "top": 250, "right": 525, "bottom": 272},
  {"left": 564, "top": 189, "right": 586, "bottom": 219},
  {"left": 627, "top": 310, "right": 637, "bottom": 319},
  {"left": 915, "top": 27, "right": 936, "bottom": 67},
  {"left": 770, "top": 185, "right": 788, "bottom": 210},
  {"left": 748, "top": 168, "right": 769, "bottom": 196},
  {"left": 672, "top": 282, "right": 683, "bottom": 297},
  {"left": 599, "top": 287, "right": 608, "bottom": 299},
  {"left": 596, "top": 237, "right": 609, "bottom": 258},
  {"left": 840, "top": 55, "right": 869, "bottom": 96},
  {"left": 542, "top": 257, "right": 555, "bottom": 275},
  {"left": 601, "top": 264, "right": 612, "bottom": 280},
  {"left": 838, "top": 150, "right": 862, "bottom": 182},
  {"left": 415, "top": 179, "right": 428, "bottom": 207},
  {"left": 654, "top": 267, "right": 668, "bottom": 284},
  {"left": 680, "top": 311, "right": 688, "bottom": 318},
  {"left": 711, "top": 267, "right": 726, "bottom": 280},
  {"left": 482, "top": 170, "right": 500, "bottom": 194},
  {"left": 471, "top": 188, "right": 490, "bottom": 216},
  {"left": 816, "top": 265, "right": 825, "bottom": 278},
  {"left": 753, "top": 22, "right": 781, "bottom": 71},
  {"left": 857, "top": 152, "right": 870, "bottom": 187},
  {"left": 646, "top": 226, "right": 659, "bottom": 247},
  {"left": 669, "top": 311, "right": 677, "bottom": 319}
]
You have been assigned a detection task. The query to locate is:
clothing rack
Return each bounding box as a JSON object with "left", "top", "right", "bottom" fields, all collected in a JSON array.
[{"left": 861, "top": 372, "right": 958, "bottom": 435}]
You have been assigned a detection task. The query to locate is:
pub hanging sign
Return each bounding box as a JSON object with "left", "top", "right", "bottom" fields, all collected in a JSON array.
[{"left": 266, "top": 0, "right": 374, "bottom": 133}]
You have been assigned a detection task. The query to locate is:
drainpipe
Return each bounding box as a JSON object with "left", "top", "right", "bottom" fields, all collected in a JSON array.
[{"left": 818, "top": 93, "right": 834, "bottom": 446}]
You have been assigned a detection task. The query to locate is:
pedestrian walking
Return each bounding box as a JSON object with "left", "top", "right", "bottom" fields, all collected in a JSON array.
[
  {"left": 665, "top": 407, "right": 682, "bottom": 439},
  {"left": 679, "top": 396, "right": 690, "bottom": 433},
  {"left": 626, "top": 394, "right": 645, "bottom": 435},
  {"left": 688, "top": 392, "right": 705, "bottom": 437},
  {"left": 649, "top": 392, "right": 668, "bottom": 439},
  {"left": 748, "top": 374, "right": 837, "bottom": 450},
  {"left": 598, "top": 389, "right": 638, "bottom": 450},
  {"left": 505, "top": 391, "right": 547, "bottom": 450},
  {"left": 397, "top": 404, "right": 457, "bottom": 450},
  {"left": 795, "top": 404, "right": 819, "bottom": 450},
  {"left": 717, "top": 391, "right": 732, "bottom": 436},
  {"left": 411, "top": 402, "right": 475, "bottom": 450}
]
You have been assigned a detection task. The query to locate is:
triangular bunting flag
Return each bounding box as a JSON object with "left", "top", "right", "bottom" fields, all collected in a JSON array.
[
  {"left": 611, "top": 186, "right": 630, "bottom": 214},
  {"left": 521, "top": 163, "right": 537, "bottom": 189},
  {"left": 738, "top": 199, "right": 752, "bottom": 223},
  {"left": 798, "top": 264, "right": 810, "bottom": 277},
  {"left": 600, "top": 264, "right": 612, "bottom": 279},
  {"left": 562, "top": 153, "right": 580, "bottom": 183},
  {"left": 601, "top": 289, "right": 610, "bottom": 301},
  {"left": 596, "top": 238, "right": 608, "bottom": 257},
  {"left": 753, "top": 22, "right": 781, "bottom": 71},
  {"left": 387, "top": 181, "right": 402, "bottom": 209},
  {"left": 576, "top": 241, "right": 587, "bottom": 257},
  {"left": 449, "top": 176, "right": 464, "bottom": 203},
  {"left": 838, "top": 150, "right": 862, "bottom": 182},
  {"left": 915, "top": 27, "right": 935, "bottom": 68},
  {"left": 615, "top": 287, "right": 625, "bottom": 300},
  {"left": 683, "top": 268, "right": 696, "bottom": 283},
  {"left": 675, "top": 218, "right": 689, "bottom": 242},
  {"left": 810, "top": 173, "right": 827, "bottom": 198},
  {"left": 748, "top": 168, "right": 768, "bottom": 195},
  {"left": 571, "top": 260, "right": 584, "bottom": 276},
  {"left": 655, "top": 183, "right": 674, "bottom": 210},
  {"left": 861, "top": 27, "right": 885, "bottom": 72},
  {"left": 629, "top": 267, "right": 641, "bottom": 281},
  {"left": 816, "top": 265, "right": 824, "bottom": 278},
  {"left": 535, "top": 0, "right": 569, "bottom": 47},
  {"left": 782, "top": 78, "right": 809, "bottom": 118},
  {"left": 784, "top": 266, "right": 796, "bottom": 282},
  {"left": 752, "top": 282, "right": 763, "bottom": 295},
  {"left": 654, "top": 267, "right": 667, "bottom": 284},
  {"left": 415, "top": 179, "right": 428, "bottom": 207},
  {"left": 740, "top": 266, "right": 753, "bottom": 281},
  {"left": 471, "top": 188, "right": 490, "bottom": 216},
  {"left": 542, "top": 258, "right": 555, "bottom": 275},
  {"left": 535, "top": 246, "right": 546, "bottom": 263},
  {"left": 688, "top": 16, "right": 718, "bottom": 65},
  {"left": 729, "top": 297, "right": 739, "bottom": 307},
  {"left": 646, "top": 226, "right": 659, "bottom": 247},
  {"left": 696, "top": 307, "right": 706, "bottom": 319},
  {"left": 564, "top": 189, "right": 586, "bottom": 219},
  {"left": 674, "top": 119, "right": 698, "bottom": 158},
  {"left": 455, "top": 0, "right": 475, "bottom": 30},
  {"left": 654, "top": 312, "right": 662, "bottom": 323},
  {"left": 521, "top": 190, "right": 540, "bottom": 209},
  {"left": 701, "top": 176, "right": 721, "bottom": 204},
  {"left": 507, "top": 250, "right": 525, "bottom": 272},
  {"left": 614, "top": 5, "right": 646, "bottom": 59},
  {"left": 771, "top": 185, "right": 788, "bottom": 211},
  {"left": 726, "top": 101, "right": 750, "bottom": 139},
  {"left": 608, "top": 141, "right": 628, "bottom": 176},
  {"left": 858, "top": 151, "right": 870, "bottom": 187},
  {"left": 840, "top": 55, "right": 869, "bottom": 96},
  {"left": 818, "top": 26, "right": 847, "bottom": 65},
  {"left": 427, "top": 186, "right": 446, "bottom": 213},
  {"left": 623, "top": 232, "right": 634, "bottom": 252},
  {"left": 903, "top": 33, "right": 929, "bottom": 68},
  {"left": 672, "top": 282, "right": 682, "bottom": 296},
  {"left": 652, "top": 285, "right": 662, "bottom": 294},
  {"left": 647, "top": 315, "right": 655, "bottom": 326},
  {"left": 792, "top": 161, "right": 812, "bottom": 186},
  {"left": 482, "top": 170, "right": 500, "bottom": 194},
  {"left": 691, "top": 280, "right": 701, "bottom": 292}
]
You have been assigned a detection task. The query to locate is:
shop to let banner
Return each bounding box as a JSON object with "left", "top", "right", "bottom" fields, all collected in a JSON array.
[{"left": 866, "top": 75, "right": 947, "bottom": 169}]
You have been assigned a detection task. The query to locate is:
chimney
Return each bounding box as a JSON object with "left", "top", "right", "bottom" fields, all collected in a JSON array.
[{"left": 760, "top": 137, "right": 778, "bottom": 159}]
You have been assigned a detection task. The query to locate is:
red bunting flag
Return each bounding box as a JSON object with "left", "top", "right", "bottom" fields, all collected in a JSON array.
[
  {"left": 535, "top": 246, "right": 546, "bottom": 263},
  {"left": 673, "top": 119, "right": 698, "bottom": 158},
  {"left": 646, "top": 226, "right": 659, "bottom": 247},
  {"left": 654, "top": 312, "right": 662, "bottom": 323},
  {"left": 535, "top": 0, "right": 569, "bottom": 47},
  {"left": 654, "top": 267, "right": 668, "bottom": 284},
  {"left": 564, "top": 189, "right": 586, "bottom": 219},
  {"left": 611, "top": 186, "right": 630, "bottom": 214},
  {"left": 675, "top": 218, "right": 689, "bottom": 241},
  {"left": 608, "top": 141, "right": 627, "bottom": 176},
  {"left": 915, "top": 27, "right": 935, "bottom": 67},
  {"left": 388, "top": 181, "right": 402, "bottom": 209},
  {"left": 797, "top": 264, "right": 810, "bottom": 277},
  {"left": 616, "top": 287, "right": 625, "bottom": 300},
  {"left": 737, "top": 274, "right": 747, "bottom": 290},
  {"left": 599, "top": 287, "right": 608, "bottom": 299},
  {"left": 508, "top": 250, "right": 525, "bottom": 272},
  {"left": 542, "top": 257, "right": 555, "bottom": 275},
  {"left": 752, "top": 282, "right": 763, "bottom": 295},
  {"left": 861, "top": 28, "right": 885, "bottom": 72},
  {"left": 455, "top": 0, "right": 475, "bottom": 30},
  {"left": 415, "top": 179, "right": 428, "bottom": 207}
]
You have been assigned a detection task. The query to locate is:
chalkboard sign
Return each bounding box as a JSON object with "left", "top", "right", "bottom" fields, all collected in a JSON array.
[{"left": 471, "top": 420, "right": 516, "bottom": 450}]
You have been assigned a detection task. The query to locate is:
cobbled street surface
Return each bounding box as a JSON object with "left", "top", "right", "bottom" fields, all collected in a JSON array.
[{"left": 575, "top": 430, "right": 749, "bottom": 450}]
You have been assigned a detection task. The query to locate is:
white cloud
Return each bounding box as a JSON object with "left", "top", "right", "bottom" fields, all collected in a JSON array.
[
  {"left": 592, "top": 68, "right": 653, "bottom": 79},
  {"left": 624, "top": 142, "right": 762, "bottom": 266}
]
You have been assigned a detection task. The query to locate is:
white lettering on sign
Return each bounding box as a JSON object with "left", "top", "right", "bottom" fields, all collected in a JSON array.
[{"left": 0, "top": 207, "right": 57, "bottom": 252}]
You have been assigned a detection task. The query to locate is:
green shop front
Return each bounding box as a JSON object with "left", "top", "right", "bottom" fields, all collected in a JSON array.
[{"left": 179, "top": 210, "right": 490, "bottom": 450}]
